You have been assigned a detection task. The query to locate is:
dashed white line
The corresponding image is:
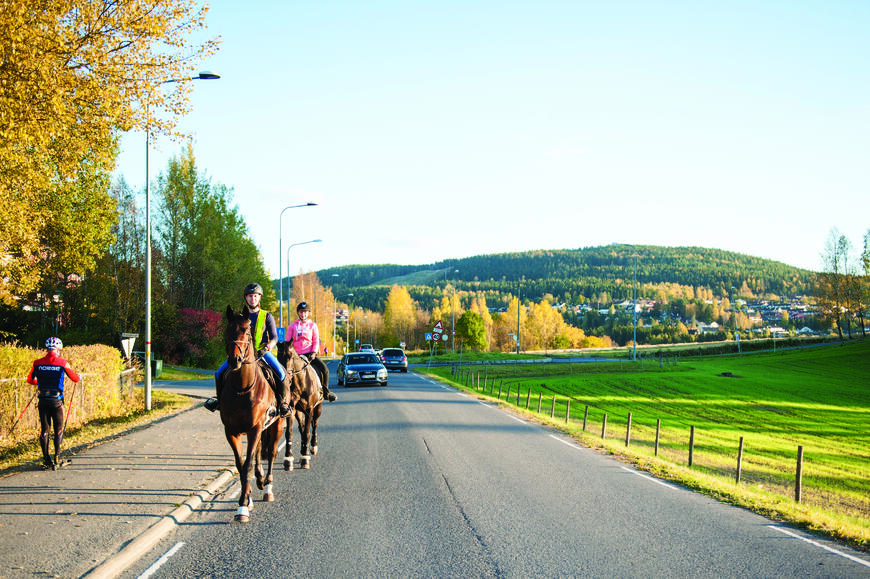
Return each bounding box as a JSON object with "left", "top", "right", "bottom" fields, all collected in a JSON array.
[
  {"left": 137, "top": 542, "right": 184, "bottom": 578},
  {"left": 767, "top": 525, "right": 870, "bottom": 568}
]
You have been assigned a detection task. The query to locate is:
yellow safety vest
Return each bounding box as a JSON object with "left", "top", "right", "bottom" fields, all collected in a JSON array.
[{"left": 252, "top": 310, "right": 267, "bottom": 350}]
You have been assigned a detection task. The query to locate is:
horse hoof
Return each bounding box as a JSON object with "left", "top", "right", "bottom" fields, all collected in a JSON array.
[
  {"left": 263, "top": 493, "right": 274, "bottom": 502},
  {"left": 311, "top": 446, "right": 318, "bottom": 456},
  {"left": 284, "top": 458, "right": 293, "bottom": 471},
  {"left": 234, "top": 505, "right": 251, "bottom": 523},
  {"left": 301, "top": 455, "right": 310, "bottom": 469}
]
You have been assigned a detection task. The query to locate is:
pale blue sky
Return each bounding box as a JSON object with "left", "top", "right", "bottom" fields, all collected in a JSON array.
[{"left": 115, "top": 1, "right": 870, "bottom": 277}]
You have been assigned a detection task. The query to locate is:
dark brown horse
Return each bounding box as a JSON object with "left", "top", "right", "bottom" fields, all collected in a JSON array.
[
  {"left": 277, "top": 342, "right": 324, "bottom": 470},
  {"left": 219, "top": 305, "right": 285, "bottom": 522}
]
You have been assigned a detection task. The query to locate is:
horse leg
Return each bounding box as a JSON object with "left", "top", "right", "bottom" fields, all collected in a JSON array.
[
  {"left": 225, "top": 432, "right": 253, "bottom": 523},
  {"left": 299, "top": 409, "right": 312, "bottom": 469},
  {"left": 235, "top": 429, "right": 261, "bottom": 523},
  {"left": 283, "top": 412, "right": 294, "bottom": 471},
  {"left": 261, "top": 417, "right": 282, "bottom": 502},
  {"left": 310, "top": 404, "right": 322, "bottom": 456},
  {"left": 255, "top": 430, "right": 265, "bottom": 491}
]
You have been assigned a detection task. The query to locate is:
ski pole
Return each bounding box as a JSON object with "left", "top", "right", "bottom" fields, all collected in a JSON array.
[{"left": 10, "top": 391, "right": 37, "bottom": 433}]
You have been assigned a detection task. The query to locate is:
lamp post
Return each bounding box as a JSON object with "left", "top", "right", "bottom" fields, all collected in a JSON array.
[
  {"left": 145, "top": 70, "right": 219, "bottom": 412},
  {"left": 285, "top": 238, "right": 321, "bottom": 326},
  {"left": 632, "top": 253, "right": 638, "bottom": 361},
  {"left": 278, "top": 203, "right": 317, "bottom": 328},
  {"left": 451, "top": 269, "right": 459, "bottom": 354},
  {"left": 336, "top": 293, "right": 353, "bottom": 356},
  {"left": 731, "top": 286, "right": 741, "bottom": 353}
]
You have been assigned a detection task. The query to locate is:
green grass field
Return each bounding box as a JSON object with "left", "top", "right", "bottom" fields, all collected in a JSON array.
[{"left": 425, "top": 340, "right": 870, "bottom": 548}]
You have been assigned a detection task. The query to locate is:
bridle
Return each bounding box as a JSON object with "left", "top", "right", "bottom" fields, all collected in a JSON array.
[{"left": 229, "top": 324, "right": 258, "bottom": 395}]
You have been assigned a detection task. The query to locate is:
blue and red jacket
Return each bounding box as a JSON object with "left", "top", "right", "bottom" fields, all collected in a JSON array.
[{"left": 26, "top": 351, "right": 80, "bottom": 400}]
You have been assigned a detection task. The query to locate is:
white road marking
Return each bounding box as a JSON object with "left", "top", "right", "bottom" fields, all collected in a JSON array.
[
  {"left": 767, "top": 525, "right": 870, "bottom": 568},
  {"left": 137, "top": 542, "right": 184, "bottom": 579},
  {"left": 619, "top": 466, "right": 679, "bottom": 490}
]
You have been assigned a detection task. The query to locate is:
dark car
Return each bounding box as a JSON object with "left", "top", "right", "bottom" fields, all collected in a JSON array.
[
  {"left": 337, "top": 352, "right": 388, "bottom": 386},
  {"left": 380, "top": 347, "right": 408, "bottom": 372}
]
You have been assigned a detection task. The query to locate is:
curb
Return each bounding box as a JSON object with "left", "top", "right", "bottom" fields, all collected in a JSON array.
[{"left": 82, "top": 467, "right": 237, "bottom": 578}]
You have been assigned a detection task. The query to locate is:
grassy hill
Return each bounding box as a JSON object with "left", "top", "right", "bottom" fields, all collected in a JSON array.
[{"left": 308, "top": 243, "right": 815, "bottom": 311}]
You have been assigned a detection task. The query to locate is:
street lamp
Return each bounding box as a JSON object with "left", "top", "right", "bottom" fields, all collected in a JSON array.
[
  {"left": 285, "top": 239, "right": 322, "bottom": 327},
  {"left": 451, "top": 269, "right": 459, "bottom": 354},
  {"left": 278, "top": 202, "right": 317, "bottom": 328},
  {"left": 145, "top": 70, "right": 220, "bottom": 412}
]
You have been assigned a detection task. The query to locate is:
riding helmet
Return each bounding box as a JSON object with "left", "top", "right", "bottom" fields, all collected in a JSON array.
[
  {"left": 296, "top": 301, "right": 309, "bottom": 312},
  {"left": 244, "top": 283, "right": 263, "bottom": 296},
  {"left": 46, "top": 337, "right": 63, "bottom": 350}
]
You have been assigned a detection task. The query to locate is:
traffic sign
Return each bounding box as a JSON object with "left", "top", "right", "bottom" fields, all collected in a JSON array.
[
  {"left": 441, "top": 334, "right": 448, "bottom": 341},
  {"left": 425, "top": 333, "right": 433, "bottom": 341},
  {"left": 433, "top": 321, "right": 443, "bottom": 332}
]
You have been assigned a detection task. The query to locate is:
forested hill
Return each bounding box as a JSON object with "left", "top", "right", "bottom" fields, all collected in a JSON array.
[{"left": 312, "top": 244, "right": 814, "bottom": 309}]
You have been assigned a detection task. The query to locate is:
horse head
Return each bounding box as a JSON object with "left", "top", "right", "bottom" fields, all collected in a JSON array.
[{"left": 225, "top": 304, "right": 255, "bottom": 370}]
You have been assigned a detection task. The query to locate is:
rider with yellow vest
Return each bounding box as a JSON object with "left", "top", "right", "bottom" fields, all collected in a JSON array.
[{"left": 205, "top": 283, "right": 291, "bottom": 416}]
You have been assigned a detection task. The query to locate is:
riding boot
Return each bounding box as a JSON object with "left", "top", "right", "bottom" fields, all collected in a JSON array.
[
  {"left": 315, "top": 358, "right": 337, "bottom": 402},
  {"left": 322, "top": 382, "right": 337, "bottom": 403},
  {"left": 205, "top": 371, "right": 224, "bottom": 412},
  {"left": 275, "top": 373, "right": 292, "bottom": 417}
]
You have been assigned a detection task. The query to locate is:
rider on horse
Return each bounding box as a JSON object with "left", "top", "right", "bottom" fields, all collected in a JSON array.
[
  {"left": 205, "top": 283, "right": 291, "bottom": 416},
  {"left": 287, "top": 301, "right": 337, "bottom": 402}
]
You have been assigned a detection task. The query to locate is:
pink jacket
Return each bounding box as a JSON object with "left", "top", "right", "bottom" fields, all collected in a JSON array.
[{"left": 287, "top": 318, "right": 320, "bottom": 355}]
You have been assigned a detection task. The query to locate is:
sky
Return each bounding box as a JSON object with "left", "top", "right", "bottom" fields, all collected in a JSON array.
[{"left": 114, "top": 1, "right": 870, "bottom": 278}]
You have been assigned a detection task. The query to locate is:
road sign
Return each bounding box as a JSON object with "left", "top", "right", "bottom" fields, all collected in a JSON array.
[
  {"left": 121, "top": 332, "right": 139, "bottom": 339},
  {"left": 441, "top": 334, "right": 448, "bottom": 341},
  {"left": 433, "top": 321, "right": 443, "bottom": 332},
  {"left": 425, "top": 333, "right": 433, "bottom": 341},
  {"left": 277, "top": 327, "right": 285, "bottom": 342},
  {"left": 120, "top": 337, "right": 135, "bottom": 359}
]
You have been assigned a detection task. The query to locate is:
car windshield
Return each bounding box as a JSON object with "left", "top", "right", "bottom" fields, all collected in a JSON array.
[{"left": 347, "top": 354, "right": 378, "bottom": 365}]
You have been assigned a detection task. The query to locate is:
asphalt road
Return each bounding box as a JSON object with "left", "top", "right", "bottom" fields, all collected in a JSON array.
[{"left": 119, "top": 366, "right": 870, "bottom": 578}]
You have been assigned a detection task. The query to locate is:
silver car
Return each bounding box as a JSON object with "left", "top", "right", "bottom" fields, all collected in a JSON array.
[{"left": 337, "top": 352, "right": 388, "bottom": 386}]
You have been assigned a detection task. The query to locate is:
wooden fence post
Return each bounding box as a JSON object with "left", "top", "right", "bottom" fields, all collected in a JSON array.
[
  {"left": 601, "top": 413, "right": 608, "bottom": 439},
  {"left": 583, "top": 405, "right": 589, "bottom": 432},
  {"left": 565, "top": 399, "right": 570, "bottom": 423},
  {"left": 517, "top": 385, "right": 521, "bottom": 406},
  {"left": 655, "top": 418, "right": 661, "bottom": 456},
  {"left": 625, "top": 412, "right": 632, "bottom": 447},
  {"left": 689, "top": 425, "right": 695, "bottom": 467},
  {"left": 550, "top": 396, "right": 556, "bottom": 418},
  {"left": 537, "top": 393, "right": 542, "bottom": 414},
  {"left": 498, "top": 382, "right": 503, "bottom": 400},
  {"left": 525, "top": 388, "right": 531, "bottom": 409},
  {"left": 736, "top": 436, "right": 744, "bottom": 483},
  {"left": 795, "top": 445, "right": 803, "bottom": 503}
]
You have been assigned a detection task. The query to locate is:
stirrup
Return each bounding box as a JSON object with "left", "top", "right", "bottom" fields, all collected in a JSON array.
[{"left": 204, "top": 397, "right": 220, "bottom": 412}]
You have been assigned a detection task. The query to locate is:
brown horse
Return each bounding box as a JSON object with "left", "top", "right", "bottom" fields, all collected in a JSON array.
[
  {"left": 277, "top": 342, "right": 324, "bottom": 470},
  {"left": 219, "top": 305, "right": 285, "bottom": 522}
]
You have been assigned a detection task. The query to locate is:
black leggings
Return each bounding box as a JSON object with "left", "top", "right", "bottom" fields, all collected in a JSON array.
[
  {"left": 303, "top": 354, "right": 329, "bottom": 389},
  {"left": 38, "top": 398, "right": 64, "bottom": 464}
]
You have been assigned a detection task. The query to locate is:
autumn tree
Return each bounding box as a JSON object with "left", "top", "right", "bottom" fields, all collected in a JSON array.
[
  {"left": 383, "top": 285, "right": 416, "bottom": 347},
  {"left": 456, "top": 311, "right": 487, "bottom": 351},
  {"left": 0, "top": 0, "right": 218, "bottom": 300}
]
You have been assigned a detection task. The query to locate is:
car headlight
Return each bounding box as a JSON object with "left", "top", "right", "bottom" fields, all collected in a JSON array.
[
  {"left": 346, "top": 370, "right": 358, "bottom": 377},
  {"left": 377, "top": 369, "right": 388, "bottom": 379}
]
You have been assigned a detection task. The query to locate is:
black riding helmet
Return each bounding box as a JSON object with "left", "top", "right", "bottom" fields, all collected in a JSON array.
[
  {"left": 296, "top": 301, "right": 309, "bottom": 312},
  {"left": 244, "top": 283, "right": 263, "bottom": 296}
]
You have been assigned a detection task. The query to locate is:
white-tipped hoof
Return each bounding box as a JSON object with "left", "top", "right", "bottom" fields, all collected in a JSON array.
[
  {"left": 301, "top": 455, "right": 311, "bottom": 469},
  {"left": 311, "top": 445, "right": 318, "bottom": 456},
  {"left": 263, "top": 484, "right": 274, "bottom": 502},
  {"left": 234, "top": 505, "right": 250, "bottom": 523},
  {"left": 284, "top": 458, "right": 293, "bottom": 471}
]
